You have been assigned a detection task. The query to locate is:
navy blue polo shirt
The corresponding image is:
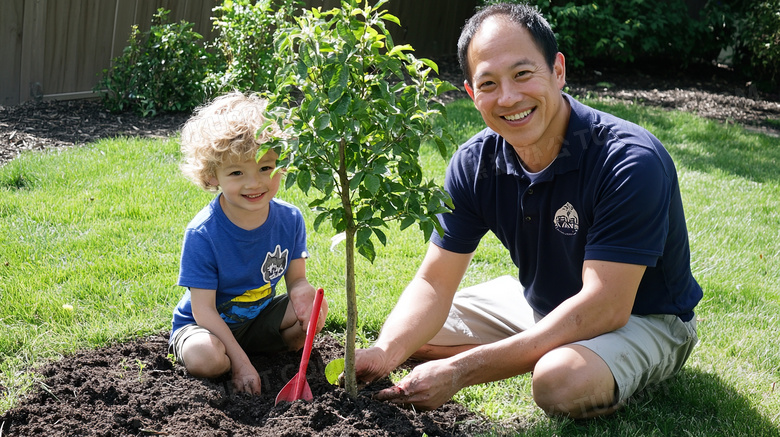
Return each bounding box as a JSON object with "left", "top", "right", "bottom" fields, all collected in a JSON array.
[{"left": 432, "top": 94, "right": 701, "bottom": 321}]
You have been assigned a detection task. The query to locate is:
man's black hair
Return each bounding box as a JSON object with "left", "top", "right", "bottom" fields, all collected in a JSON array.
[{"left": 457, "top": 3, "right": 559, "bottom": 87}]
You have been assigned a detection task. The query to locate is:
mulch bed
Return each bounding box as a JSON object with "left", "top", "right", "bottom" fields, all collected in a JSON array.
[
  {"left": 1, "top": 59, "right": 778, "bottom": 436},
  {"left": 1, "top": 58, "right": 778, "bottom": 168}
]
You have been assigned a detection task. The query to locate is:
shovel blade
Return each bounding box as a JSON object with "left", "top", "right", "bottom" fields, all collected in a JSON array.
[{"left": 275, "top": 373, "right": 313, "bottom": 405}]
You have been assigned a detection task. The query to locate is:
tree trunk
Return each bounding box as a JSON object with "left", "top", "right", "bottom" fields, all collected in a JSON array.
[
  {"left": 343, "top": 228, "right": 358, "bottom": 397},
  {"left": 337, "top": 138, "right": 359, "bottom": 397}
]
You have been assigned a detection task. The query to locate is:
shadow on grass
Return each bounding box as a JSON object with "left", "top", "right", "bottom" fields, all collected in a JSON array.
[
  {"left": 552, "top": 367, "right": 779, "bottom": 436},
  {"left": 586, "top": 100, "right": 780, "bottom": 185},
  {"left": 475, "top": 367, "right": 777, "bottom": 436}
]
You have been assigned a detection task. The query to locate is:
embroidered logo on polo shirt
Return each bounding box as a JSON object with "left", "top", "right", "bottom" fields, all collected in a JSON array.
[{"left": 553, "top": 202, "right": 579, "bottom": 235}]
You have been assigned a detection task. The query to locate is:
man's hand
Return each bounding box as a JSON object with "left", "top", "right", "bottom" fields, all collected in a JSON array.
[
  {"left": 354, "top": 346, "right": 395, "bottom": 384},
  {"left": 373, "top": 358, "right": 461, "bottom": 410},
  {"left": 230, "top": 361, "right": 262, "bottom": 395}
]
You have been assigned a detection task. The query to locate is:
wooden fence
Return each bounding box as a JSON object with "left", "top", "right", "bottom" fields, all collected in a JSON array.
[{"left": 0, "top": 0, "right": 478, "bottom": 106}]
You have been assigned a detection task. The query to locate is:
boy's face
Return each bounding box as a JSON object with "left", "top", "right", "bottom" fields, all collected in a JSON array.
[{"left": 209, "top": 149, "right": 282, "bottom": 229}]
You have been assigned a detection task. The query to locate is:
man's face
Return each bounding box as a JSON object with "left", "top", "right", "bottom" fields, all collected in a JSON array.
[{"left": 464, "top": 16, "right": 568, "bottom": 165}]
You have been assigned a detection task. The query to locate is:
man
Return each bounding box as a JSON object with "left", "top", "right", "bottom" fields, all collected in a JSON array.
[{"left": 354, "top": 2, "right": 701, "bottom": 418}]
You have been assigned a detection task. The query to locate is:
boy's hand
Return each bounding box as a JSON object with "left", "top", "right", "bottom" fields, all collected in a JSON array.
[
  {"left": 290, "top": 285, "right": 328, "bottom": 333},
  {"left": 231, "top": 361, "right": 262, "bottom": 395}
]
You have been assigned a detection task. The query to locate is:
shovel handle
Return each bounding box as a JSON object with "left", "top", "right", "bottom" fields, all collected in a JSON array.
[{"left": 296, "top": 288, "right": 324, "bottom": 384}]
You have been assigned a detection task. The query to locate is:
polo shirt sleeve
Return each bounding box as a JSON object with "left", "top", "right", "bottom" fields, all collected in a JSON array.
[
  {"left": 430, "top": 146, "right": 490, "bottom": 254},
  {"left": 584, "top": 142, "right": 672, "bottom": 267}
]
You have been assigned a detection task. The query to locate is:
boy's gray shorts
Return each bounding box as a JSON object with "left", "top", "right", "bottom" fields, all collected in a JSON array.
[
  {"left": 428, "top": 275, "right": 699, "bottom": 406},
  {"left": 169, "top": 293, "right": 291, "bottom": 366}
]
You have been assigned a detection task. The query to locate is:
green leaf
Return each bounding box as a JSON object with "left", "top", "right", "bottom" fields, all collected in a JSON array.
[
  {"left": 325, "top": 358, "right": 345, "bottom": 385},
  {"left": 357, "top": 238, "right": 376, "bottom": 263},
  {"left": 331, "top": 93, "right": 351, "bottom": 116},
  {"left": 356, "top": 227, "right": 372, "bottom": 247},
  {"left": 313, "top": 112, "right": 331, "bottom": 131},
  {"left": 419, "top": 58, "right": 439, "bottom": 74},
  {"left": 349, "top": 172, "right": 364, "bottom": 191},
  {"left": 313, "top": 210, "right": 330, "bottom": 231},
  {"left": 336, "top": 21, "right": 357, "bottom": 45},
  {"left": 297, "top": 170, "right": 312, "bottom": 193},
  {"left": 399, "top": 216, "right": 415, "bottom": 231},
  {"left": 364, "top": 173, "right": 380, "bottom": 196},
  {"left": 380, "top": 13, "right": 401, "bottom": 27},
  {"left": 388, "top": 44, "right": 413, "bottom": 57},
  {"left": 357, "top": 206, "right": 373, "bottom": 222},
  {"left": 373, "top": 227, "right": 387, "bottom": 246},
  {"left": 328, "top": 63, "right": 349, "bottom": 104}
]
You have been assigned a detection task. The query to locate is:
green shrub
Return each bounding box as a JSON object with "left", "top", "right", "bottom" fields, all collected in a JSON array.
[
  {"left": 95, "top": 9, "right": 214, "bottom": 117},
  {"left": 479, "top": 0, "right": 734, "bottom": 68},
  {"left": 732, "top": 0, "right": 780, "bottom": 90},
  {"left": 209, "top": 0, "right": 301, "bottom": 94}
]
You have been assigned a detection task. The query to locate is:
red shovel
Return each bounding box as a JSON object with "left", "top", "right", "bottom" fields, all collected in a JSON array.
[{"left": 275, "top": 287, "right": 324, "bottom": 405}]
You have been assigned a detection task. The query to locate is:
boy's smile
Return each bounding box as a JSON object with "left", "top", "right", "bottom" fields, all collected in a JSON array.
[{"left": 209, "top": 149, "right": 282, "bottom": 230}]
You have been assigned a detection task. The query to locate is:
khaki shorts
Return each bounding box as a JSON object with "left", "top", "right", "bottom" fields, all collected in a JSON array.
[
  {"left": 169, "top": 293, "right": 291, "bottom": 366},
  {"left": 428, "top": 275, "right": 699, "bottom": 405}
]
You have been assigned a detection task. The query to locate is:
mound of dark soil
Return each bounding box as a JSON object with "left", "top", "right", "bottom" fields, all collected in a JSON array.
[{"left": 0, "top": 333, "right": 489, "bottom": 436}]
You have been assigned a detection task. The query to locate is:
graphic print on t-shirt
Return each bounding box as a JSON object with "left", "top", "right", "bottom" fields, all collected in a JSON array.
[
  {"left": 262, "top": 245, "right": 289, "bottom": 283},
  {"left": 217, "top": 283, "right": 273, "bottom": 325},
  {"left": 553, "top": 202, "right": 579, "bottom": 236}
]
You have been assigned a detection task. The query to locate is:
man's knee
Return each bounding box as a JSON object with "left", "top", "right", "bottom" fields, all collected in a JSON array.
[{"left": 532, "top": 345, "right": 618, "bottom": 418}]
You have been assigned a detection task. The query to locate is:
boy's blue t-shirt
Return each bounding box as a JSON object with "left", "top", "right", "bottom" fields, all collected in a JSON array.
[
  {"left": 171, "top": 195, "right": 308, "bottom": 335},
  {"left": 431, "top": 94, "right": 702, "bottom": 320}
]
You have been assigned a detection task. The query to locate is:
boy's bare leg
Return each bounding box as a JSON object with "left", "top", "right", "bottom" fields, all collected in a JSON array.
[{"left": 180, "top": 332, "right": 231, "bottom": 378}]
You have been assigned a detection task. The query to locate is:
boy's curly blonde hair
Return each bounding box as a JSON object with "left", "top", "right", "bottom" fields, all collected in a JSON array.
[{"left": 180, "top": 91, "right": 283, "bottom": 192}]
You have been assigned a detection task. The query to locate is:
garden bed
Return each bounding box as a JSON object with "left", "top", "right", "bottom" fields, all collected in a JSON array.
[{"left": 0, "top": 333, "right": 491, "bottom": 436}]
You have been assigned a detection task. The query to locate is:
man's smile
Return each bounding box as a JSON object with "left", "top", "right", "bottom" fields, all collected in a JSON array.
[{"left": 503, "top": 107, "right": 534, "bottom": 121}]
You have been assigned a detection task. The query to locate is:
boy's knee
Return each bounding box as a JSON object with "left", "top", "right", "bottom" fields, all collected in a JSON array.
[
  {"left": 531, "top": 346, "right": 617, "bottom": 418},
  {"left": 281, "top": 326, "right": 307, "bottom": 352},
  {"left": 181, "top": 336, "right": 231, "bottom": 378}
]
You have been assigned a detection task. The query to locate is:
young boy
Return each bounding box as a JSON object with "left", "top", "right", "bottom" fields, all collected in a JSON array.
[{"left": 170, "top": 92, "right": 327, "bottom": 395}]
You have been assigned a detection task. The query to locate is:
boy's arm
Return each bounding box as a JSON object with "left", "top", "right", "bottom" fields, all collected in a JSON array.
[
  {"left": 284, "top": 258, "right": 328, "bottom": 333},
  {"left": 190, "top": 287, "right": 262, "bottom": 394}
]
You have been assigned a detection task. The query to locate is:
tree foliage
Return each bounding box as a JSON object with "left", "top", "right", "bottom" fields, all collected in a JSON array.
[{"left": 262, "top": 0, "right": 457, "bottom": 396}]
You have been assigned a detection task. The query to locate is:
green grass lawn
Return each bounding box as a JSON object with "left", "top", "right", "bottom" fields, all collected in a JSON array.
[{"left": 1, "top": 96, "right": 778, "bottom": 435}]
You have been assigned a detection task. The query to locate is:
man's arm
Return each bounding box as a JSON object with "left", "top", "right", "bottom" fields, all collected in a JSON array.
[
  {"left": 377, "top": 259, "right": 645, "bottom": 409},
  {"left": 190, "top": 288, "right": 262, "bottom": 394},
  {"left": 355, "top": 243, "right": 474, "bottom": 381}
]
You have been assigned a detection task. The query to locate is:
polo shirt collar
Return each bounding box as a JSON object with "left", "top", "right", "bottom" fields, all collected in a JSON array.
[{"left": 496, "top": 93, "right": 591, "bottom": 181}]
